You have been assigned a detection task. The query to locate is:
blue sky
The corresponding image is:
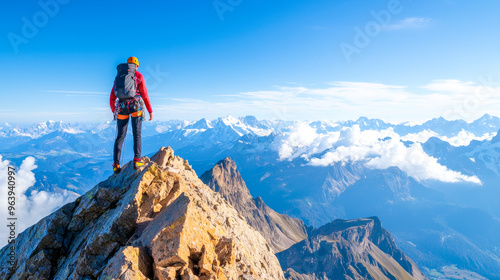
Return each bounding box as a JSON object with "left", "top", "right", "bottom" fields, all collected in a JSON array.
[{"left": 3, "top": 0, "right": 500, "bottom": 123}]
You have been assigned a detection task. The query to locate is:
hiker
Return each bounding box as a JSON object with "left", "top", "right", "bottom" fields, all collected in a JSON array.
[{"left": 110, "top": 56, "right": 153, "bottom": 173}]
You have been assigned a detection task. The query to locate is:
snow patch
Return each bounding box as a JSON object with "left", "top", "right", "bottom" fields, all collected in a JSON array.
[{"left": 62, "top": 128, "right": 84, "bottom": 134}]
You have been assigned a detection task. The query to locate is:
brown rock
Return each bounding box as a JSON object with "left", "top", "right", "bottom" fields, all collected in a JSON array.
[
  {"left": 1, "top": 147, "right": 285, "bottom": 280},
  {"left": 200, "top": 157, "right": 308, "bottom": 253},
  {"left": 215, "top": 238, "right": 235, "bottom": 267},
  {"left": 182, "top": 267, "right": 200, "bottom": 280},
  {"left": 98, "top": 246, "right": 152, "bottom": 280},
  {"left": 154, "top": 265, "right": 180, "bottom": 280},
  {"left": 277, "top": 217, "right": 426, "bottom": 280}
]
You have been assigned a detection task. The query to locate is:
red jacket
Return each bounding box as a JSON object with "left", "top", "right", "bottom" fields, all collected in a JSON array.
[{"left": 110, "top": 71, "right": 153, "bottom": 114}]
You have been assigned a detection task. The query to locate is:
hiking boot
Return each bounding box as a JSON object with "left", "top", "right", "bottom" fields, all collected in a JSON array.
[
  {"left": 112, "top": 162, "right": 121, "bottom": 174},
  {"left": 134, "top": 158, "right": 144, "bottom": 170}
]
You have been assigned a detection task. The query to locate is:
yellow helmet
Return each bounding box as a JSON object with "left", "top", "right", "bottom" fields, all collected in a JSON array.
[{"left": 127, "top": 56, "right": 139, "bottom": 67}]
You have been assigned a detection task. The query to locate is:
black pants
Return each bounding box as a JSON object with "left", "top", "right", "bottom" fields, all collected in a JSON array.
[{"left": 113, "top": 116, "right": 142, "bottom": 163}]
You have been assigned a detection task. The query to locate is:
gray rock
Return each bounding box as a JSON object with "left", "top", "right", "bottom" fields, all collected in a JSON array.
[
  {"left": 1, "top": 147, "right": 285, "bottom": 280},
  {"left": 201, "top": 157, "right": 308, "bottom": 253}
]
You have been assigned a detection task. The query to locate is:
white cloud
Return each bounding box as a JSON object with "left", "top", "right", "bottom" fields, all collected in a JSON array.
[
  {"left": 401, "top": 130, "right": 439, "bottom": 143},
  {"left": 364, "top": 141, "right": 480, "bottom": 184},
  {"left": 0, "top": 156, "right": 78, "bottom": 247},
  {"left": 276, "top": 122, "right": 336, "bottom": 160},
  {"left": 422, "top": 79, "right": 500, "bottom": 120},
  {"left": 422, "top": 79, "right": 477, "bottom": 94},
  {"left": 401, "top": 129, "right": 495, "bottom": 147},
  {"left": 155, "top": 80, "right": 500, "bottom": 122},
  {"left": 385, "top": 17, "right": 431, "bottom": 30},
  {"left": 275, "top": 124, "right": 481, "bottom": 184},
  {"left": 156, "top": 82, "right": 413, "bottom": 121},
  {"left": 440, "top": 130, "right": 495, "bottom": 147}
]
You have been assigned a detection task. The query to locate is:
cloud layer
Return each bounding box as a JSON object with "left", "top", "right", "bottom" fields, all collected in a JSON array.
[
  {"left": 385, "top": 17, "right": 432, "bottom": 30},
  {"left": 275, "top": 124, "right": 481, "bottom": 184},
  {"left": 155, "top": 79, "right": 500, "bottom": 122},
  {"left": 0, "top": 156, "right": 78, "bottom": 246},
  {"left": 401, "top": 129, "right": 495, "bottom": 147}
]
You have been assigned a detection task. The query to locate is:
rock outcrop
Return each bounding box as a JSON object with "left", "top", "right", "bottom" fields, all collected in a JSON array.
[
  {"left": 277, "top": 217, "right": 426, "bottom": 280},
  {"left": 0, "top": 147, "right": 285, "bottom": 280},
  {"left": 200, "top": 157, "right": 307, "bottom": 253}
]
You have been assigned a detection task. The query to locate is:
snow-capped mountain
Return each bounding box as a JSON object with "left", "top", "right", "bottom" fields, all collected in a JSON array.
[
  {"left": 3, "top": 113, "right": 498, "bottom": 144},
  {"left": 3, "top": 114, "right": 500, "bottom": 279},
  {"left": 2, "top": 114, "right": 499, "bottom": 195}
]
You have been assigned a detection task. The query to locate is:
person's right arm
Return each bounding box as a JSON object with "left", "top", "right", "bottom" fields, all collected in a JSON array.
[{"left": 110, "top": 84, "right": 117, "bottom": 113}]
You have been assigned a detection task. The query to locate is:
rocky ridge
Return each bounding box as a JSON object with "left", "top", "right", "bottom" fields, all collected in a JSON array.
[
  {"left": 198, "top": 157, "right": 427, "bottom": 280},
  {"left": 277, "top": 217, "right": 426, "bottom": 280},
  {"left": 0, "top": 147, "right": 285, "bottom": 280},
  {"left": 200, "top": 157, "right": 308, "bottom": 253}
]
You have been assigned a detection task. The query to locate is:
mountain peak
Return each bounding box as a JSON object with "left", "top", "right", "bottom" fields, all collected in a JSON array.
[
  {"left": 478, "top": 113, "right": 492, "bottom": 120},
  {"left": 240, "top": 115, "right": 259, "bottom": 126},
  {"left": 220, "top": 115, "right": 240, "bottom": 125},
  {"left": 186, "top": 118, "right": 213, "bottom": 130},
  {"left": 278, "top": 216, "right": 426, "bottom": 280},
  {"left": 218, "top": 157, "right": 237, "bottom": 169},
  {"left": 200, "top": 157, "right": 251, "bottom": 198},
  {"left": 242, "top": 115, "right": 258, "bottom": 122},
  {"left": 0, "top": 147, "right": 285, "bottom": 280},
  {"left": 201, "top": 159, "right": 308, "bottom": 253}
]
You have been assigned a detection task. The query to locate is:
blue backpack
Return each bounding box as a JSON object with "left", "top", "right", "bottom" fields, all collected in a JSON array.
[{"left": 114, "top": 63, "right": 137, "bottom": 100}]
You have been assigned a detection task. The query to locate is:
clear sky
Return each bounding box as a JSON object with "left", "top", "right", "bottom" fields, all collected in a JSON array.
[{"left": 3, "top": 0, "right": 500, "bottom": 123}]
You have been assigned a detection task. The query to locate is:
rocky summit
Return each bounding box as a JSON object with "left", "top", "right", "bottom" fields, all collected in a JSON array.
[
  {"left": 200, "top": 157, "right": 307, "bottom": 253},
  {"left": 277, "top": 217, "right": 426, "bottom": 280},
  {"left": 0, "top": 147, "right": 285, "bottom": 280},
  {"left": 0, "top": 146, "right": 427, "bottom": 280}
]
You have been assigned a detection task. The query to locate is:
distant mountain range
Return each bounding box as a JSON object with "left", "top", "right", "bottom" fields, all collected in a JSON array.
[
  {"left": 3, "top": 113, "right": 500, "bottom": 145},
  {"left": 2, "top": 114, "right": 500, "bottom": 279},
  {"left": 2, "top": 114, "right": 497, "bottom": 194}
]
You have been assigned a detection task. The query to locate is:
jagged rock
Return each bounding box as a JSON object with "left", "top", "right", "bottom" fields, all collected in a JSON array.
[
  {"left": 99, "top": 246, "right": 152, "bottom": 280},
  {"left": 283, "top": 269, "right": 320, "bottom": 280},
  {"left": 201, "top": 157, "right": 307, "bottom": 253},
  {"left": 0, "top": 146, "right": 285, "bottom": 280},
  {"left": 0, "top": 200, "right": 76, "bottom": 280},
  {"left": 277, "top": 217, "right": 426, "bottom": 280},
  {"left": 199, "top": 157, "right": 426, "bottom": 279},
  {"left": 17, "top": 250, "right": 53, "bottom": 280}
]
